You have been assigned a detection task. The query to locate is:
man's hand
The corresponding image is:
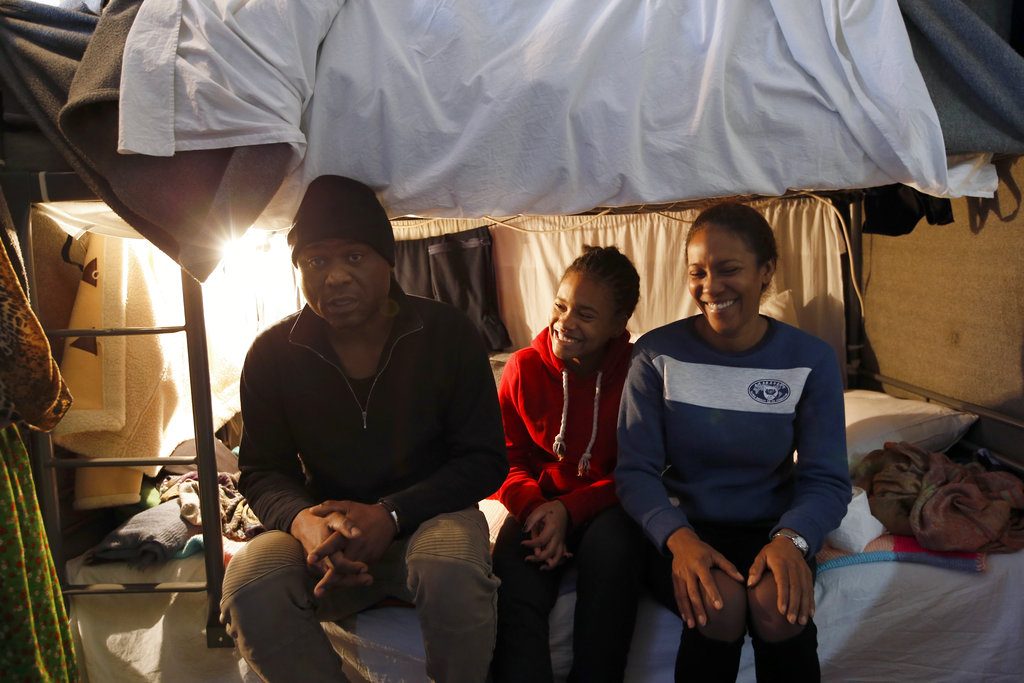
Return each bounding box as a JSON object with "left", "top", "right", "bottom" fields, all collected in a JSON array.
[
  {"left": 665, "top": 527, "right": 744, "bottom": 629},
  {"left": 522, "top": 500, "right": 571, "bottom": 570},
  {"left": 290, "top": 504, "right": 371, "bottom": 598},
  {"left": 309, "top": 500, "right": 397, "bottom": 566},
  {"left": 747, "top": 534, "right": 815, "bottom": 626}
]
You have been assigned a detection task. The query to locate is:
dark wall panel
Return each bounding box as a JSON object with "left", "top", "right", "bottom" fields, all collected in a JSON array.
[{"left": 861, "top": 155, "right": 1024, "bottom": 462}]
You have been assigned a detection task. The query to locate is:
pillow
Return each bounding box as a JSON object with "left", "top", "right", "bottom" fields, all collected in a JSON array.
[
  {"left": 760, "top": 288, "right": 799, "bottom": 327},
  {"left": 844, "top": 389, "right": 977, "bottom": 465}
]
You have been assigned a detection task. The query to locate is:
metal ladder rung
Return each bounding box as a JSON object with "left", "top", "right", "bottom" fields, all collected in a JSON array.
[
  {"left": 64, "top": 581, "right": 207, "bottom": 596},
  {"left": 46, "top": 325, "right": 186, "bottom": 337},
  {"left": 45, "top": 456, "right": 199, "bottom": 469}
]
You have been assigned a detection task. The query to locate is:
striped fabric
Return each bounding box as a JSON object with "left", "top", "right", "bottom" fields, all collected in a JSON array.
[{"left": 816, "top": 533, "right": 986, "bottom": 574}]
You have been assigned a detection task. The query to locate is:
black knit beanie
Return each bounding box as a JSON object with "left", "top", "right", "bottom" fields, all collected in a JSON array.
[{"left": 288, "top": 176, "right": 395, "bottom": 266}]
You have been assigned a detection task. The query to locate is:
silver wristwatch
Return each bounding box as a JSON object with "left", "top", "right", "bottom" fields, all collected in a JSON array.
[{"left": 772, "top": 528, "right": 809, "bottom": 557}]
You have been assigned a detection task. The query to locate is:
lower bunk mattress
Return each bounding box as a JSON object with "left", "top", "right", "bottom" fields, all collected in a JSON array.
[{"left": 68, "top": 504, "right": 1024, "bottom": 682}]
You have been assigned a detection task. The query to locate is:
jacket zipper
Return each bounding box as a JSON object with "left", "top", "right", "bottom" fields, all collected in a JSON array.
[
  {"left": 359, "top": 325, "right": 421, "bottom": 428},
  {"left": 300, "top": 323, "right": 423, "bottom": 429}
]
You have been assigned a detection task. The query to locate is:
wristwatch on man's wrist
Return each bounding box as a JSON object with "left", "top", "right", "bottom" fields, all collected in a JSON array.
[
  {"left": 377, "top": 498, "right": 401, "bottom": 535},
  {"left": 772, "top": 528, "right": 809, "bottom": 557}
]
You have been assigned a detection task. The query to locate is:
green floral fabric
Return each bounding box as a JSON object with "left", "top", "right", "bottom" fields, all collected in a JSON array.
[{"left": 0, "top": 426, "right": 77, "bottom": 682}]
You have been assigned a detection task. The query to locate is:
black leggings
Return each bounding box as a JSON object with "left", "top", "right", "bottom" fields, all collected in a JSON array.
[
  {"left": 646, "top": 521, "right": 820, "bottom": 683},
  {"left": 491, "top": 505, "right": 647, "bottom": 683}
]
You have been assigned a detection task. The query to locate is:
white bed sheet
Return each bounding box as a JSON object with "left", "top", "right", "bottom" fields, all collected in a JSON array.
[
  {"left": 67, "top": 554, "right": 258, "bottom": 683},
  {"left": 326, "top": 548, "right": 1024, "bottom": 683},
  {"left": 120, "top": 0, "right": 996, "bottom": 233},
  {"left": 328, "top": 502, "right": 1024, "bottom": 682},
  {"left": 69, "top": 510, "right": 1024, "bottom": 682},
  {"left": 810, "top": 553, "right": 1024, "bottom": 682}
]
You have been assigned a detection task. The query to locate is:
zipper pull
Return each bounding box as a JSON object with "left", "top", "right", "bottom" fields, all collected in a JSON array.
[{"left": 362, "top": 411, "right": 368, "bottom": 429}]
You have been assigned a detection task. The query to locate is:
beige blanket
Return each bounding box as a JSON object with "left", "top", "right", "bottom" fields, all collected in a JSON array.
[{"left": 51, "top": 229, "right": 242, "bottom": 509}]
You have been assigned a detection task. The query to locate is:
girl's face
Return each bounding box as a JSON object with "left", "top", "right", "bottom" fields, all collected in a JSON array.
[
  {"left": 549, "top": 271, "right": 627, "bottom": 374},
  {"left": 686, "top": 225, "right": 775, "bottom": 352}
]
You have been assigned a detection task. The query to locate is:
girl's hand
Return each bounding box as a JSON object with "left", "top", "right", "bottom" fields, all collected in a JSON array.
[
  {"left": 522, "top": 500, "right": 572, "bottom": 570},
  {"left": 665, "top": 527, "right": 744, "bottom": 629}
]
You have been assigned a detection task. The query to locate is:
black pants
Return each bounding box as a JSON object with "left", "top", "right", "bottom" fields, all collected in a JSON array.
[
  {"left": 394, "top": 225, "right": 511, "bottom": 351},
  {"left": 646, "top": 521, "right": 820, "bottom": 683},
  {"left": 491, "top": 505, "right": 646, "bottom": 683}
]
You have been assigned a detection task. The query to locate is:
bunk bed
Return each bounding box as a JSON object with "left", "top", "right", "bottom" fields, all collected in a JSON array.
[
  {"left": 2, "top": 0, "right": 1023, "bottom": 682},
  {"left": 29, "top": 189, "right": 1024, "bottom": 683}
]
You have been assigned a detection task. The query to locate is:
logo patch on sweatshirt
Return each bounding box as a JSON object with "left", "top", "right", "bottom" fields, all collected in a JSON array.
[{"left": 748, "top": 379, "right": 791, "bottom": 405}]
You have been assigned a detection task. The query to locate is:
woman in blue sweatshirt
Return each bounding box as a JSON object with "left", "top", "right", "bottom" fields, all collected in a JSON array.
[{"left": 615, "top": 202, "right": 851, "bottom": 682}]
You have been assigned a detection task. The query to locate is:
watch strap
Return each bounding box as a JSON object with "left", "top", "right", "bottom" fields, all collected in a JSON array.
[
  {"left": 377, "top": 498, "right": 401, "bottom": 535},
  {"left": 773, "top": 528, "right": 809, "bottom": 556}
]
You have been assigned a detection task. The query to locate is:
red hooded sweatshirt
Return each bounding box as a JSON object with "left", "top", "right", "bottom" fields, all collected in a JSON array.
[{"left": 496, "top": 327, "right": 633, "bottom": 527}]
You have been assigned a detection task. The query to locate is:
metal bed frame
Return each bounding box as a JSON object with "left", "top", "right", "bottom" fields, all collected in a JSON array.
[{"left": 839, "top": 195, "right": 1024, "bottom": 473}]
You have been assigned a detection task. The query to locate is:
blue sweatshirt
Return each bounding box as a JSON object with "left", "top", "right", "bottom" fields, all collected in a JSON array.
[{"left": 615, "top": 316, "right": 851, "bottom": 555}]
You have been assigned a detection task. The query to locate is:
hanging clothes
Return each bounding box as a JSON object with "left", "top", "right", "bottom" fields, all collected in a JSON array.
[
  {"left": 394, "top": 225, "right": 512, "bottom": 351},
  {"left": 862, "top": 184, "right": 954, "bottom": 235},
  {"left": 0, "top": 189, "right": 77, "bottom": 681}
]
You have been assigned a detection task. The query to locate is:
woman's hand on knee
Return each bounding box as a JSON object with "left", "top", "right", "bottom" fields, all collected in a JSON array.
[
  {"left": 748, "top": 539, "right": 814, "bottom": 626},
  {"left": 666, "top": 527, "right": 743, "bottom": 629}
]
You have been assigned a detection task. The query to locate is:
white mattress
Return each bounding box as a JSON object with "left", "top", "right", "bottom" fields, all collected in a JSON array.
[
  {"left": 69, "top": 506, "right": 1024, "bottom": 682},
  {"left": 325, "top": 551, "right": 1024, "bottom": 683}
]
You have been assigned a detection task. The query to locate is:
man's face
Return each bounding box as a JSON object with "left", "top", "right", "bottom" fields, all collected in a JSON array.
[{"left": 296, "top": 238, "right": 392, "bottom": 331}]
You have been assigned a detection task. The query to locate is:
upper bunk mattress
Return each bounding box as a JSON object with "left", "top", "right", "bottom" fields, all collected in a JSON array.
[{"left": 119, "top": 0, "right": 998, "bottom": 228}]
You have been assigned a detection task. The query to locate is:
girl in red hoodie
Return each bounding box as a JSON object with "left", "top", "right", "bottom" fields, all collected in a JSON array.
[{"left": 491, "top": 246, "right": 646, "bottom": 683}]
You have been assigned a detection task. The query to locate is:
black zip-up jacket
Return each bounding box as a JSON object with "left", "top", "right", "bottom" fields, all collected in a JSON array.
[{"left": 237, "top": 287, "right": 508, "bottom": 535}]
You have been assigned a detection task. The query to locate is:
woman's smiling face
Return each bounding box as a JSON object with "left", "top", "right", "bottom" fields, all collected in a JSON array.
[{"left": 686, "top": 224, "right": 775, "bottom": 352}]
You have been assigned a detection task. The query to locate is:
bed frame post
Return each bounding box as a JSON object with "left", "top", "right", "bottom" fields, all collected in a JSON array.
[
  {"left": 843, "top": 197, "right": 864, "bottom": 388},
  {"left": 180, "top": 269, "right": 232, "bottom": 648}
]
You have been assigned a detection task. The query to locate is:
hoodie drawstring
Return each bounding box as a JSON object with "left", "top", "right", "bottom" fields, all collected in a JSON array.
[
  {"left": 551, "top": 369, "right": 603, "bottom": 477},
  {"left": 578, "top": 371, "right": 602, "bottom": 476},
  {"left": 552, "top": 370, "right": 569, "bottom": 458}
]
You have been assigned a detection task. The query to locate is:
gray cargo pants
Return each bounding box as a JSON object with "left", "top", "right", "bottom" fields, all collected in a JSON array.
[{"left": 221, "top": 507, "right": 499, "bottom": 682}]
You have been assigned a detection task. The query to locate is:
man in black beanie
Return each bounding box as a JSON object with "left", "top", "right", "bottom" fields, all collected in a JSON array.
[{"left": 222, "top": 176, "right": 507, "bottom": 683}]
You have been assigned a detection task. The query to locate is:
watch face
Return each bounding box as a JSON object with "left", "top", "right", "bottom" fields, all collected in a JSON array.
[{"left": 777, "top": 530, "right": 808, "bottom": 554}]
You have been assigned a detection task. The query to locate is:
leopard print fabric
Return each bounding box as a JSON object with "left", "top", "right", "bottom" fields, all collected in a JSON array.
[{"left": 0, "top": 236, "right": 71, "bottom": 430}]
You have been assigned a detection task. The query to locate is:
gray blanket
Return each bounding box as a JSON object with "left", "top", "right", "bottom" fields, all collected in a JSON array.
[{"left": 0, "top": 0, "right": 290, "bottom": 281}]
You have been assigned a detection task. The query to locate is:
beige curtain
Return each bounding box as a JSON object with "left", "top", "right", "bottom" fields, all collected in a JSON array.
[{"left": 393, "top": 195, "right": 846, "bottom": 366}]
